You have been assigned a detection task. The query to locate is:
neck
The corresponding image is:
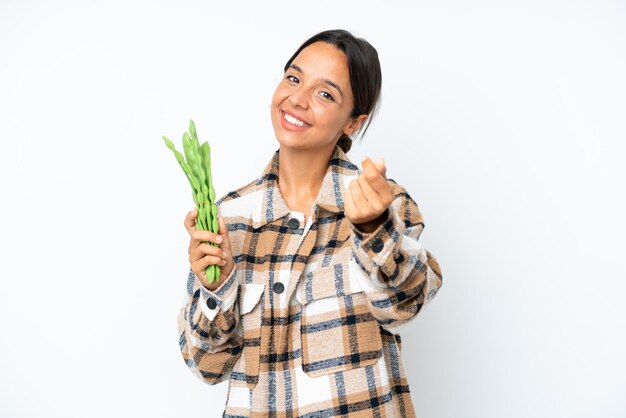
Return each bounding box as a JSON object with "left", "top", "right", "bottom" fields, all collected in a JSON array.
[{"left": 277, "top": 143, "right": 336, "bottom": 210}]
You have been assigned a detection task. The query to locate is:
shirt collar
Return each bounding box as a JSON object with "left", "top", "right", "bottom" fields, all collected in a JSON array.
[{"left": 252, "top": 144, "right": 359, "bottom": 229}]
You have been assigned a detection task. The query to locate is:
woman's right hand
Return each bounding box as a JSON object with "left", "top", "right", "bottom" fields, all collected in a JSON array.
[{"left": 184, "top": 208, "right": 235, "bottom": 291}]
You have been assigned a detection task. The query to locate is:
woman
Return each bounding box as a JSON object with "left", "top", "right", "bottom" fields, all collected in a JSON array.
[{"left": 177, "top": 29, "right": 443, "bottom": 417}]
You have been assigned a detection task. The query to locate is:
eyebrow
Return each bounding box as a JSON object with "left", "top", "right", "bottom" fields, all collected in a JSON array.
[{"left": 289, "top": 64, "right": 344, "bottom": 98}]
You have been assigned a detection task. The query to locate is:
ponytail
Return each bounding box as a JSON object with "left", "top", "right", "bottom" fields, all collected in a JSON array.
[{"left": 337, "top": 134, "right": 353, "bottom": 153}]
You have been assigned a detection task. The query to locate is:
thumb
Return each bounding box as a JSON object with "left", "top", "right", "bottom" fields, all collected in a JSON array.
[
  {"left": 218, "top": 216, "right": 232, "bottom": 250},
  {"left": 374, "top": 157, "right": 387, "bottom": 178}
]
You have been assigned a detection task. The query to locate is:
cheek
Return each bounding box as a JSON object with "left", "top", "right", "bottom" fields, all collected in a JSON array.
[
  {"left": 271, "top": 84, "right": 287, "bottom": 108},
  {"left": 314, "top": 106, "right": 348, "bottom": 130},
  {"left": 270, "top": 87, "right": 285, "bottom": 127}
]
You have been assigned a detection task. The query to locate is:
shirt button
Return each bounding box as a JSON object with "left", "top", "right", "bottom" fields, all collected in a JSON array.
[
  {"left": 288, "top": 217, "right": 300, "bottom": 229},
  {"left": 372, "top": 238, "right": 384, "bottom": 253},
  {"left": 273, "top": 282, "right": 285, "bottom": 294},
  {"left": 206, "top": 298, "right": 217, "bottom": 310}
]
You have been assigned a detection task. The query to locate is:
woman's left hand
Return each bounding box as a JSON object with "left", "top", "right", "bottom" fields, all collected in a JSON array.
[{"left": 344, "top": 156, "right": 395, "bottom": 233}]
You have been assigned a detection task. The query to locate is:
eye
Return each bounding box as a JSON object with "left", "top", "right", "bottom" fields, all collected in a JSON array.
[
  {"left": 319, "top": 91, "right": 335, "bottom": 101},
  {"left": 286, "top": 74, "right": 299, "bottom": 83}
]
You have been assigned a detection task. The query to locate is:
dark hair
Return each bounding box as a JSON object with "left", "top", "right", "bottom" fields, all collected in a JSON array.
[{"left": 283, "top": 29, "right": 382, "bottom": 153}]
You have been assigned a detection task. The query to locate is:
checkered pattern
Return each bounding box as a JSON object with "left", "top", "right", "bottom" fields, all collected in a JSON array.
[{"left": 177, "top": 144, "right": 443, "bottom": 417}]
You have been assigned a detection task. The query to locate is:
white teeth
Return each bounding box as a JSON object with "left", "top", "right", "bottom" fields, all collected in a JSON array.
[{"left": 283, "top": 112, "right": 308, "bottom": 127}]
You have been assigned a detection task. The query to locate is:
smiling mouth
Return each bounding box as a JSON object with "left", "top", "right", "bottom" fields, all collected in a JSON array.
[{"left": 281, "top": 111, "right": 311, "bottom": 128}]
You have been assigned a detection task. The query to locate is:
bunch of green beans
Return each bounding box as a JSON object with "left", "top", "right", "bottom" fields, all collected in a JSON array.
[{"left": 163, "top": 119, "right": 220, "bottom": 284}]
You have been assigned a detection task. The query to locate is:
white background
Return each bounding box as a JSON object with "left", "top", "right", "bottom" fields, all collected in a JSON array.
[{"left": 1, "top": 1, "right": 625, "bottom": 417}]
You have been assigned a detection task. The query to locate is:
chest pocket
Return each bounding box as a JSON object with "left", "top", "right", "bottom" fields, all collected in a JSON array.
[{"left": 296, "top": 262, "right": 383, "bottom": 378}]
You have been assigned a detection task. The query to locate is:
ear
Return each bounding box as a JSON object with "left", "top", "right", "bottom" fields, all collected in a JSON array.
[{"left": 342, "top": 114, "right": 368, "bottom": 137}]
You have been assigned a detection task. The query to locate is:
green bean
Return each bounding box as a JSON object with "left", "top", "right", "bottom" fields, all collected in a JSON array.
[
  {"left": 162, "top": 136, "right": 200, "bottom": 194},
  {"left": 163, "top": 120, "right": 220, "bottom": 283},
  {"left": 183, "top": 132, "right": 208, "bottom": 231},
  {"left": 199, "top": 143, "right": 219, "bottom": 282},
  {"left": 192, "top": 123, "right": 216, "bottom": 240},
  {"left": 189, "top": 119, "right": 198, "bottom": 145},
  {"left": 201, "top": 143, "right": 219, "bottom": 233}
]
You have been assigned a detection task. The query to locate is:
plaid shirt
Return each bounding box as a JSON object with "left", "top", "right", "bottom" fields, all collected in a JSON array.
[{"left": 177, "top": 144, "right": 443, "bottom": 417}]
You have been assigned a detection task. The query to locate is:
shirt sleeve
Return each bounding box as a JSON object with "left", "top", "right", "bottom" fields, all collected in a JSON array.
[
  {"left": 348, "top": 180, "right": 443, "bottom": 330},
  {"left": 176, "top": 265, "right": 243, "bottom": 385}
]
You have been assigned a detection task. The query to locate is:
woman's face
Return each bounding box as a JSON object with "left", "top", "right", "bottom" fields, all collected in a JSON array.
[{"left": 270, "top": 41, "right": 365, "bottom": 151}]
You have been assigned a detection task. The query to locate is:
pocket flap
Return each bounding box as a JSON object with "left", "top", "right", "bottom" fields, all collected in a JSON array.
[{"left": 240, "top": 283, "right": 265, "bottom": 314}]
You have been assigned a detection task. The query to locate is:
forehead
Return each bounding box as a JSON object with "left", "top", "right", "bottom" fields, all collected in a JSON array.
[{"left": 292, "top": 42, "right": 350, "bottom": 88}]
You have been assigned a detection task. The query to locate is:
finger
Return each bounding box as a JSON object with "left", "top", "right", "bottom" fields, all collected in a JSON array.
[
  {"left": 196, "top": 243, "right": 228, "bottom": 258},
  {"left": 374, "top": 157, "right": 387, "bottom": 178},
  {"left": 362, "top": 155, "right": 385, "bottom": 178},
  {"left": 188, "top": 229, "right": 222, "bottom": 256},
  {"left": 359, "top": 162, "right": 395, "bottom": 207},
  {"left": 362, "top": 158, "right": 388, "bottom": 190},
  {"left": 361, "top": 158, "right": 394, "bottom": 209},
  {"left": 184, "top": 208, "right": 198, "bottom": 234},
  {"left": 369, "top": 159, "right": 394, "bottom": 204},
  {"left": 191, "top": 229, "right": 223, "bottom": 245},
  {"left": 191, "top": 254, "right": 227, "bottom": 275},
  {"left": 362, "top": 155, "right": 386, "bottom": 176},
  {"left": 357, "top": 173, "right": 386, "bottom": 214},
  {"left": 190, "top": 240, "right": 227, "bottom": 261},
  {"left": 217, "top": 216, "right": 232, "bottom": 251},
  {"left": 348, "top": 179, "right": 368, "bottom": 209}
]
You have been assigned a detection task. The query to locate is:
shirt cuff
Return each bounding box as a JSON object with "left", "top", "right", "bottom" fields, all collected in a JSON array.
[
  {"left": 348, "top": 209, "right": 401, "bottom": 282},
  {"left": 196, "top": 266, "right": 239, "bottom": 321}
]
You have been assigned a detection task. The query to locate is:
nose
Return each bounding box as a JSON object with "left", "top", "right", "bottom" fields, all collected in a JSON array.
[{"left": 288, "top": 86, "right": 309, "bottom": 110}]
